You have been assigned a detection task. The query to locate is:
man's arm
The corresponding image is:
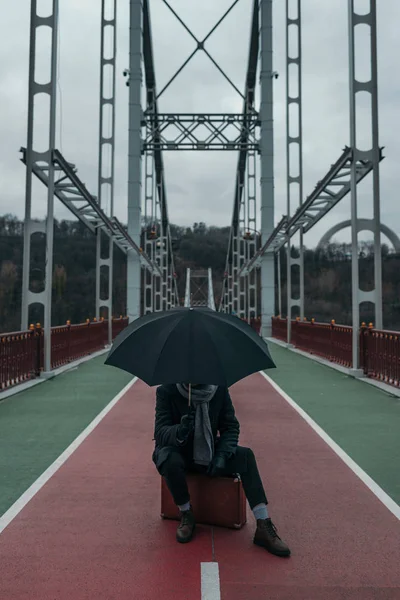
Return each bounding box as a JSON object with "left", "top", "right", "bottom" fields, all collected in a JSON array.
[
  {"left": 154, "top": 387, "right": 181, "bottom": 448},
  {"left": 217, "top": 388, "right": 240, "bottom": 457},
  {"left": 154, "top": 387, "right": 195, "bottom": 448}
]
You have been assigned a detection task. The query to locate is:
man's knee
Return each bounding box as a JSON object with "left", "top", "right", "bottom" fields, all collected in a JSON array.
[
  {"left": 237, "top": 446, "right": 255, "bottom": 461},
  {"left": 158, "top": 449, "right": 185, "bottom": 476},
  {"left": 231, "top": 446, "right": 256, "bottom": 474}
]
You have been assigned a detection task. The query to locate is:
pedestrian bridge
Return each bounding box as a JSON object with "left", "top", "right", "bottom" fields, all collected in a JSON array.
[{"left": 0, "top": 341, "right": 399, "bottom": 599}]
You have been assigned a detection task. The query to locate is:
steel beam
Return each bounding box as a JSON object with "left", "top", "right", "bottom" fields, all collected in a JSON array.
[
  {"left": 231, "top": 0, "right": 259, "bottom": 231},
  {"left": 143, "top": 0, "right": 171, "bottom": 311},
  {"left": 348, "top": 0, "right": 382, "bottom": 370},
  {"left": 285, "top": 0, "right": 304, "bottom": 343},
  {"left": 260, "top": 0, "right": 275, "bottom": 339},
  {"left": 143, "top": 0, "right": 170, "bottom": 233},
  {"left": 21, "top": 0, "right": 59, "bottom": 373},
  {"left": 20, "top": 148, "right": 160, "bottom": 275},
  {"left": 184, "top": 268, "right": 191, "bottom": 307},
  {"left": 143, "top": 89, "right": 157, "bottom": 315},
  {"left": 143, "top": 113, "right": 259, "bottom": 151},
  {"left": 208, "top": 268, "right": 216, "bottom": 311},
  {"left": 227, "top": 0, "right": 260, "bottom": 320},
  {"left": 277, "top": 146, "right": 383, "bottom": 248},
  {"left": 239, "top": 216, "right": 287, "bottom": 275},
  {"left": 246, "top": 148, "right": 257, "bottom": 322},
  {"left": 127, "top": 0, "right": 143, "bottom": 323},
  {"left": 96, "top": 0, "right": 117, "bottom": 345}
]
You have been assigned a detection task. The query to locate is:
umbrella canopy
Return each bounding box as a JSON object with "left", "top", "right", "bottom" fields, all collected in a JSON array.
[{"left": 104, "top": 307, "right": 275, "bottom": 387}]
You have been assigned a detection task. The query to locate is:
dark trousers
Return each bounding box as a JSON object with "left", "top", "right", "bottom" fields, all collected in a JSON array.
[{"left": 156, "top": 445, "right": 268, "bottom": 509}]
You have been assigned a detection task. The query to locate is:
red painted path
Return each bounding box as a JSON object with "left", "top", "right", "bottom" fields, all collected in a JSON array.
[{"left": 0, "top": 375, "right": 399, "bottom": 599}]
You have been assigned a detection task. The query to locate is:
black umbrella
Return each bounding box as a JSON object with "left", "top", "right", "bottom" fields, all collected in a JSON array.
[{"left": 105, "top": 307, "right": 275, "bottom": 387}]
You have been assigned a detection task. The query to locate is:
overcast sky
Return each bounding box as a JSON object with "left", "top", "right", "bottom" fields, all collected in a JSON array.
[{"left": 0, "top": 0, "right": 399, "bottom": 248}]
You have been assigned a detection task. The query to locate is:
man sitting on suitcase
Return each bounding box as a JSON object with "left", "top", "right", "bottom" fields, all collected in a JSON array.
[{"left": 152, "top": 382, "right": 291, "bottom": 557}]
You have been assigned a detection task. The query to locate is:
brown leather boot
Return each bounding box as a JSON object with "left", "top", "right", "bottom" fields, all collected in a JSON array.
[
  {"left": 176, "top": 507, "right": 196, "bottom": 544},
  {"left": 253, "top": 518, "right": 291, "bottom": 557}
]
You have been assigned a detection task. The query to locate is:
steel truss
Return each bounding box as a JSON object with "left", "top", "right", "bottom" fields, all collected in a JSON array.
[
  {"left": 20, "top": 148, "right": 161, "bottom": 275},
  {"left": 239, "top": 216, "right": 288, "bottom": 275},
  {"left": 219, "top": 0, "right": 271, "bottom": 327},
  {"left": 232, "top": 0, "right": 383, "bottom": 360},
  {"left": 143, "top": 113, "right": 259, "bottom": 152},
  {"left": 140, "top": 0, "right": 266, "bottom": 325},
  {"left": 21, "top": 0, "right": 167, "bottom": 373},
  {"left": 279, "top": 146, "right": 383, "bottom": 246},
  {"left": 189, "top": 270, "right": 210, "bottom": 307},
  {"left": 237, "top": 144, "right": 383, "bottom": 269},
  {"left": 139, "top": 0, "right": 178, "bottom": 315}
]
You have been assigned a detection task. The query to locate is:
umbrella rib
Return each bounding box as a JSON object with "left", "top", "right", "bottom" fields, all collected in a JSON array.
[
  {"left": 206, "top": 310, "right": 267, "bottom": 351},
  {"left": 201, "top": 317, "right": 229, "bottom": 386},
  {"left": 150, "top": 316, "right": 184, "bottom": 383}
]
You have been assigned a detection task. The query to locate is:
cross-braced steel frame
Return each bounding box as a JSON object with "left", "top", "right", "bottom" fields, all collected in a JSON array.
[
  {"left": 20, "top": 0, "right": 386, "bottom": 373},
  {"left": 219, "top": 0, "right": 274, "bottom": 335},
  {"left": 21, "top": 0, "right": 166, "bottom": 372},
  {"left": 233, "top": 0, "right": 384, "bottom": 371},
  {"left": 21, "top": 0, "right": 59, "bottom": 373},
  {"left": 129, "top": 0, "right": 178, "bottom": 318},
  {"left": 138, "top": 0, "right": 272, "bottom": 318},
  {"left": 133, "top": 0, "right": 272, "bottom": 329},
  {"left": 183, "top": 269, "right": 216, "bottom": 309}
]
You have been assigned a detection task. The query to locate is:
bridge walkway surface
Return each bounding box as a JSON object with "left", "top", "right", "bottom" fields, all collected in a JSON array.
[{"left": 0, "top": 346, "right": 399, "bottom": 599}]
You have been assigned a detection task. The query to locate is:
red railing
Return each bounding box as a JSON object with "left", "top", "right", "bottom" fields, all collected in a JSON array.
[
  {"left": 360, "top": 328, "right": 400, "bottom": 387},
  {"left": 271, "top": 317, "right": 400, "bottom": 388},
  {"left": 51, "top": 321, "right": 109, "bottom": 369},
  {"left": 292, "top": 320, "right": 353, "bottom": 367},
  {"left": 0, "top": 329, "right": 41, "bottom": 391},
  {"left": 250, "top": 317, "right": 261, "bottom": 334},
  {"left": 112, "top": 318, "right": 129, "bottom": 339},
  {"left": 271, "top": 316, "right": 287, "bottom": 342},
  {"left": 0, "top": 318, "right": 129, "bottom": 392},
  {"left": 237, "top": 317, "right": 262, "bottom": 334}
]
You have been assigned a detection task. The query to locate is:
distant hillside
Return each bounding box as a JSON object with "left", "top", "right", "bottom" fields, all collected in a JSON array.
[{"left": 1, "top": 214, "right": 399, "bottom": 332}]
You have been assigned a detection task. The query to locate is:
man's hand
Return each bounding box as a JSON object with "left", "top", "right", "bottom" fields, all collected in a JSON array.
[
  {"left": 176, "top": 408, "right": 195, "bottom": 444},
  {"left": 207, "top": 452, "right": 228, "bottom": 478}
]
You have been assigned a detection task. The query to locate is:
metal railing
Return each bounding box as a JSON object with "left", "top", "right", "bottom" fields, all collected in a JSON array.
[
  {"left": 0, "top": 330, "right": 41, "bottom": 391},
  {"left": 271, "top": 317, "right": 400, "bottom": 387},
  {"left": 360, "top": 328, "right": 400, "bottom": 387},
  {"left": 0, "top": 318, "right": 128, "bottom": 392}
]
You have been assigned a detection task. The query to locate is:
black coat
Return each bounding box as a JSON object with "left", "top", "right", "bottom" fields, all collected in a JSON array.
[{"left": 152, "top": 384, "right": 240, "bottom": 470}]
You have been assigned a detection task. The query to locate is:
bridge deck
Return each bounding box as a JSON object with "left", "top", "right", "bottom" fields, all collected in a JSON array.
[{"left": 0, "top": 346, "right": 399, "bottom": 599}]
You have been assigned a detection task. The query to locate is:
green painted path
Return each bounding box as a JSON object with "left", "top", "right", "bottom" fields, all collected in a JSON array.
[
  {"left": 267, "top": 342, "right": 400, "bottom": 506},
  {"left": 0, "top": 356, "right": 132, "bottom": 517},
  {"left": 1, "top": 344, "right": 399, "bottom": 519}
]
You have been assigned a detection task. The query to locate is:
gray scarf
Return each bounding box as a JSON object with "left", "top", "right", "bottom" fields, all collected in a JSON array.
[{"left": 176, "top": 383, "right": 217, "bottom": 466}]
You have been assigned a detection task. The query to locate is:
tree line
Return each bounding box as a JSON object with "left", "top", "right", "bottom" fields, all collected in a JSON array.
[{"left": 0, "top": 214, "right": 399, "bottom": 333}]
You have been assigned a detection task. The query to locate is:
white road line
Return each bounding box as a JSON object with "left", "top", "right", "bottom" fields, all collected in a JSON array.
[
  {"left": 201, "top": 562, "right": 221, "bottom": 600},
  {"left": 0, "top": 377, "right": 138, "bottom": 536},
  {"left": 260, "top": 371, "right": 400, "bottom": 521}
]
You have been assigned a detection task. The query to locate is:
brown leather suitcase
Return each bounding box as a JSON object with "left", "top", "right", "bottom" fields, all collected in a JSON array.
[{"left": 161, "top": 473, "right": 247, "bottom": 529}]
